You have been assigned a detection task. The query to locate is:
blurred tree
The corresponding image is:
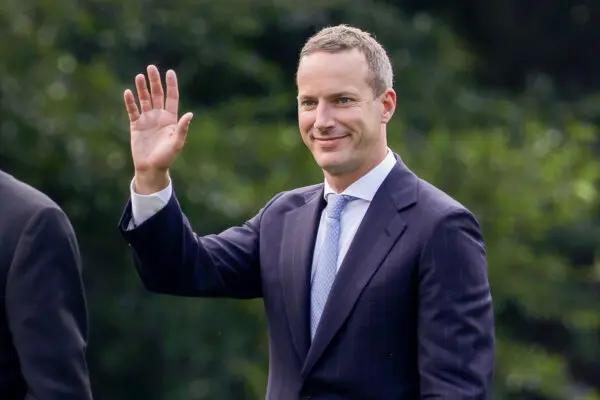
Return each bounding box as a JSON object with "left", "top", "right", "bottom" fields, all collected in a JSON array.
[{"left": 400, "top": 0, "right": 600, "bottom": 101}]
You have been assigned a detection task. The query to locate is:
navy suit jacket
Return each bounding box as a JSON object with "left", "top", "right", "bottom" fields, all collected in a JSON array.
[
  {"left": 119, "top": 156, "right": 494, "bottom": 399},
  {"left": 0, "top": 170, "right": 93, "bottom": 400}
]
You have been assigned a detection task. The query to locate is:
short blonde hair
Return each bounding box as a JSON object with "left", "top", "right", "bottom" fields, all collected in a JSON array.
[{"left": 298, "top": 24, "right": 394, "bottom": 96}]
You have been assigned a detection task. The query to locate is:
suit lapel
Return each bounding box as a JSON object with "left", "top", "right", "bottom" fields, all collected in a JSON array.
[
  {"left": 279, "top": 187, "right": 326, "bottom": 363},
  {"left": 301, "top": 158, "right": 418, "bottom": 378}
]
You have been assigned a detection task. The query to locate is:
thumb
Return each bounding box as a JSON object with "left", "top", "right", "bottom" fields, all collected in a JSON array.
[{"left": 175, "top": 112, "right": 194, "bottom": 143}]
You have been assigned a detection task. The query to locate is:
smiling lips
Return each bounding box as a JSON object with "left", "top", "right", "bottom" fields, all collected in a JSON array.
[
  {"left": 313, "top": 134, "right": 349, "bottom": 147},
  {"left": 314, "top": 135, "right": 349, "bottom": 149}
]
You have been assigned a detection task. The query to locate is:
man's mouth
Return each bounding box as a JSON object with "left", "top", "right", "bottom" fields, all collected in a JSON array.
[{"left": 313, "top": 134, "right": 349, "bottom": 141}]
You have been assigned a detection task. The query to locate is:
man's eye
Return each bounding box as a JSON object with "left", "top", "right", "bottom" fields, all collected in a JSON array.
[
  {"left": 301, "top": 100, "right": 316, "bottom": 107},
  {"left": 337, "top": 97, "right": 352, "bottom": 104}
]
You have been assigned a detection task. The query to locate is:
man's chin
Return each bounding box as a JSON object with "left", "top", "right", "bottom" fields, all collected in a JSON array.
[{"left": 316, "top": 156, "right": 352, "bottom": 176}]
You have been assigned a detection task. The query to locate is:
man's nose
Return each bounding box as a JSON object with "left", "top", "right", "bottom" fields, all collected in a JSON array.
[{"left": 314, "top": 103, "right": 335, "bottom": 131}]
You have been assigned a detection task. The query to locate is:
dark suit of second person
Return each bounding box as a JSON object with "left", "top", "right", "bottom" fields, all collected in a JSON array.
[{"left": 0, "top": 170, "right": 93, "bottom": 400}]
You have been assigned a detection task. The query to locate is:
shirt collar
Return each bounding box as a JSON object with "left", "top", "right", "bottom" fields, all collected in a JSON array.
[{"left": 323, "top": 148, "right": 396, "bottom": 202}]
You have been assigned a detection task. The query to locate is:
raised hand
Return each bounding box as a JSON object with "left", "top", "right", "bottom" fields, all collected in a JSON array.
[{"left": 124, "top": 65, "right": 193, "bottom": 194}]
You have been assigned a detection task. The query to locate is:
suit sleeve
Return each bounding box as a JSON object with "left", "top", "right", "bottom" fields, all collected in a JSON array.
[
  {"left": 6, "top": 206, "right": 93, "bottom": 400},
  {"left": 418, "top": 209, "right": 495, "bottom": 399},
  {"left": 119, "top": 190, "right": 283, "bottom": 299}
]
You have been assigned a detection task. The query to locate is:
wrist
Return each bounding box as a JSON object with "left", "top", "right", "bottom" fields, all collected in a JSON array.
[{"left": 134, "top": 170, "right": 170, "bottom": 195}]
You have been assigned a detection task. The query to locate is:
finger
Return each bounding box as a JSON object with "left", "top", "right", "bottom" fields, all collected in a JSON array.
[
  {"left": 123, "top": 89, "right": 140, "bottom": 123},
  {"left": 147, "top": 65, "right": 164, "bottom": 109},
  {"left": 135, "top": 74, "right": 152, "bottom": 113},
  {"left": 174, "top": 112, "right": 194, "bottom": 149},
  {"left": 165, "top": 69, "right": 179, "bottom": 116}
]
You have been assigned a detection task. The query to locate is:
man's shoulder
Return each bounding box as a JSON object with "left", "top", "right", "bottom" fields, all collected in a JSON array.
[
  {"left": 0, "top": 170, "right": 64, "bottom": 222},
  {"left": 415, "top": 177, "right": 478, "bottom": 224},
  {"left": 263, "top": 183, "right": 323, "bottom": 213}
]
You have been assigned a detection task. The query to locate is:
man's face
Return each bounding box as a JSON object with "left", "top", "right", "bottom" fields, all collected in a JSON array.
[{"left": 296, "top": 49, "right": 395, "bottom": 182}]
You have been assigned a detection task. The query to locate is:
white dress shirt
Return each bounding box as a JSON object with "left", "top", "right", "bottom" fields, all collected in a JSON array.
[
  {"left": 310, "top": 149, "right": 396, "bottom": 277},
  {"left": 129, "top": 178, "right": 173, "bottom": 226},
  {"left": 129, "top": 150, "right": 397, "bottom": 274}
]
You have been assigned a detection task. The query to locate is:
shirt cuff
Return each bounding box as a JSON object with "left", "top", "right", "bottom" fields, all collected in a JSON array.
[{"left": 129, "top": 178, "right": 172, "bottom": 227}]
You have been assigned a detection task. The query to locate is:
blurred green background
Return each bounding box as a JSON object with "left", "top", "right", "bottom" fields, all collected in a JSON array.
[{"left": 1, "top": 0, "right": 600, "bottom": 399}]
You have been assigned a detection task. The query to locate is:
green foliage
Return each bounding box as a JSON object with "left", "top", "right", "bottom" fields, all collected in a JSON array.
[{"left": 0, "top": 0, "right": 599, "bottom": 399}]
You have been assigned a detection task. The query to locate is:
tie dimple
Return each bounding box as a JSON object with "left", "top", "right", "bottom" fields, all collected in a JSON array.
[{"left": 326, "top": 194, "right": 353, "bottom": 220}]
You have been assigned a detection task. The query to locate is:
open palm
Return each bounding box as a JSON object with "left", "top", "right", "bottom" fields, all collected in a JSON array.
[{"left": 124, "top": 65, "right": 193, "bottom": 173}]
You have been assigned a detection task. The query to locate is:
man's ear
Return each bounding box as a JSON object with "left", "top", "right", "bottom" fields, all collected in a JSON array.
[{"left": 380, "top": 88, "right": 396, "bottom": 124}]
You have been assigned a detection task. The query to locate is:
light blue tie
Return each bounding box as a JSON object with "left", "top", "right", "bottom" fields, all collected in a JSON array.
[{"left": 310, "top": 193, "right": 354, "bottom": 339}]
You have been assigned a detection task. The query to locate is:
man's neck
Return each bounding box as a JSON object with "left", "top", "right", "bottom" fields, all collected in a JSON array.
[{"left": 324, "top": 148, "right": 389, "bottom": 193}]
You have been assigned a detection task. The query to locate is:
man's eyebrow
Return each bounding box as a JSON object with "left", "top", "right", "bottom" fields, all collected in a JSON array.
[
  {"left": 297, "top": 91, "right": 359, "bottom": 100},
  {"left": 329, "top": 92, "right": 358, "bottom": 98}
]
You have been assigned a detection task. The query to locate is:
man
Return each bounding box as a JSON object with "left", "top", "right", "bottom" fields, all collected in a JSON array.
[
  {"left": 0, "top": 170, "right": 93, "bottom": 399},
  {"left": 119, "top": 24, "right": 494, "bottom": 399}
]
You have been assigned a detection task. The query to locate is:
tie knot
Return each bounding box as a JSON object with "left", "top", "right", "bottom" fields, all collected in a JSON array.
[{"left": 325, "top": 194, "right": 354, "bottom": 220}]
